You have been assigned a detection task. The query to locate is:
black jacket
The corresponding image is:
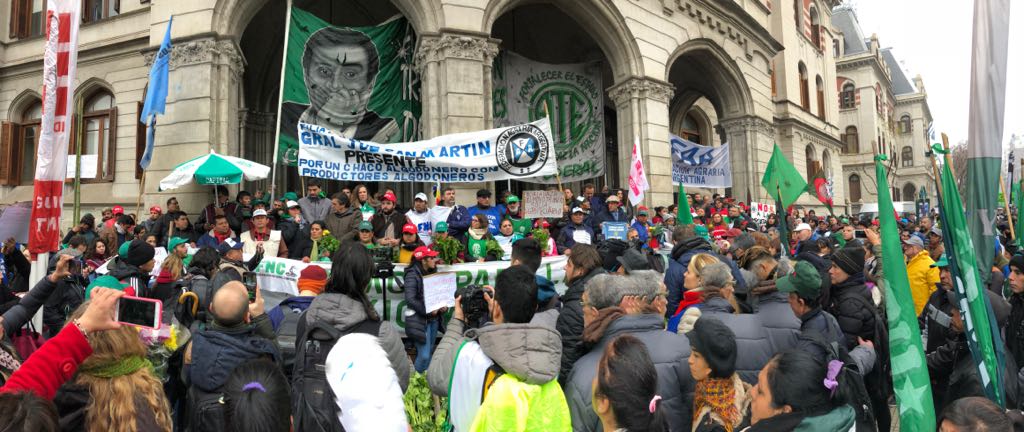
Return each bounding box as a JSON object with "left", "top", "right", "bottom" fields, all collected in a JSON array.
[
  {"left": 922, "top": 285, "right": 955, "bottom": 354},
  {"left": 555, "top": 266, "right": 606, "bottom": 384},
  {"left": 1008, "top": 292, "right": 1024, "bottom": 367},
  {"left": 403, "top": 262, "right": 438, "bottom": 344},
  {"left": 927, "top": 333, "right": 1020, "bottom": 412},
  {"left": 277, "top": 219, "right": 310, "bottom": 260},
  {"left": 2, "top": 276, "right": 59, "bottom": 338},
  {"left": 372, "top": 210, "right": 408, "bottom": 241},
  {"left": 826, "top": 274, "right": 875, "bottom": 350}
]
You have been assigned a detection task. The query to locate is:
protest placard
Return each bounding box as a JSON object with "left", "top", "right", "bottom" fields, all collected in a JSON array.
[
  {"left": 422, "top": 272, "right": 458, "bottom": 313},
  {"left": 602, "top": 222, "right": 629, "bottom": 241},
  {"left": 0, "top": 202, "right": 32, "bottom": 244},
  {"left": 523, "top": 190, "right": 564, "bottom": 218},
  {"left": 750, "top": 202, "right": 776, "bottom": 225}
]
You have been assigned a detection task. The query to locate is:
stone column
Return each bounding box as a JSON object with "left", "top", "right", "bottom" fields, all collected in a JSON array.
[
  {"left": 607, "top": 77, "right": 675, "bottom": 207},
  {"left": 718, "top": 115, "right": 775, "bottom": 203},
  {"left": 415, "top": 32, "right": 500, "bottom": 206}
]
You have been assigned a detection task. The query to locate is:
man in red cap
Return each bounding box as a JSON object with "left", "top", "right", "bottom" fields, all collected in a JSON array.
[
  {"left": 396, "top": 223, "right": 425, "bottom": 264},
  {"left": 403, "top": 245, "right": 442, "bottom": 372},
  {"left": 103, "top": 205, "right": 125, "bottom": 230},
  {"left": 372, "top": 191, "right": 407, "bottom": 247},
  {"left": 141, "top": 205, "right": 162, "bottom": 235}
]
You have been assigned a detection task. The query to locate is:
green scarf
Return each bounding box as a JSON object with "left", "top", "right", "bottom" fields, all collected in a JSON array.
[
  {"left": 80, "top": 355, "right": 153, "bottom": 378},
  {"left": 310, "top": 239, "right": 320, "bottom": 262}
]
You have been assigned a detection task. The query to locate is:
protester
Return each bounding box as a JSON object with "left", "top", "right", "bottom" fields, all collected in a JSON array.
[
  {"left": 103, "top": 205, "right": 124, "bottom": 229},
  {"left": 405, "top": 192, "right": 434, "bottom": 246},
  {"left": 83, "top": 238, "right": 110, "bottom": 276},
  {"left": 222, "top": 359, "right": 292, "bottom": 432},
  {"left": 210, "top": 239, "right": 250, "bottom": 289},
  {"left": 668, "top": 253, "right": 723, "bottom": 333},
  {"left": 324, "top": 192, "right": 361, "bottom": 243},
  {"left": 592, "top": 194, "right": 627, "bottom": 234},
  {"left": 180, "top": 247, "right": 220, "bottom": 328},
  {"left": 557, "top": 243, "right": 606, "bottom": 383},
  {"left": 462, "top": 214, "right": 498, "bottom": 262},
  {"left": 740, "top": 247, "right": 800, "bottom": 351},
  {"left": 686, "top": 317, "right": 749, "bottom": 432},
  {"left": 938, "top": 396, "right": 1013, "bottom": 432},
  {"left": 141, "top": 205, "right": 162, "bottom": 234},
  {"left": 371, "top": 191, "right": 406, "bottom": 247},
  {"left": 404, "top": 245, "right": 442, "bottom": 373},
  {"left": 166, "top": 210, "right": 197, "bottom": 246},
  {"left": 493, "top": 218, "right": 522, "bottom": 260},
  {"left": 300, "top": 221, "right": 333, "bottom": 263},
  {"left": 904, "top": 235, "right": 939, "bottom": 315},
  {"left": 557, "top": 206, "right": 595, "bottom": 253},
  {"left": 1007, "top": 255, "right": 1024, "bottom": 368},
  {"left": 922, "top": 254, "right": 955, "bottom": 355},
  {"left": 1, "top": 255, "right": 75, "bottom": 377},
  {"left": 240, "top": 209, "right": 288, "bottom": 258},
  {"left": 350, "top": 184, "right": 377, "bottom": 220},
  {"left": 746, "top": 350, "right": 857, "bottom": 431},
  {"left": 396, "top": 222, "right": 425, "bottom": 264},
  {"left": 107, "top": 238, "right": 156, "bottom": 297},
  {"left": 590, "top": 334, "right": 668, "bottom": 432},
  {"left": 356, "top": 221, "right": 376, "bottom": 249},
  {"left": 62, "top": 214, "right": 98, "bottom": 245},
  {"left": 665, "top": 225, "right": 746, "bottom": 319},
  {"left": 196, "top": 186, "right": 241, "bottom": 234},
  {"left": 98, "top": 214, "right": 136, "bottom": 252},
  {"left": 439, "top": 186, "right": 471, "bottom": 240},
  {"left": 298, "top": 179, "right": 331, "bottom": 223},
  {"left": 278, "top": 201, "right": 311, "bottom": 260},
  {"left": 427, "top": 265, "right": 570, "bottom": 431}
]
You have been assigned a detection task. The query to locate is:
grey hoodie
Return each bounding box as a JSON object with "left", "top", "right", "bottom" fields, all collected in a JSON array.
[
  {"left": 305, "top": 293, "right": 411, "bottom": 391},
  {"left": 426, "top": 319, "right": 562, "bottom": 396}
]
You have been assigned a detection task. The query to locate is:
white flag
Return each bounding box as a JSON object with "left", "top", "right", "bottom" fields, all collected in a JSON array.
[{"left": 627, "top": 137, "right": 649, "bottom": 206}]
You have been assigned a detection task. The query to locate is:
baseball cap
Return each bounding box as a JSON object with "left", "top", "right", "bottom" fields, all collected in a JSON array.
[
  {"left": 902, "top": 236, "right": 925, "bottom": 248},
  {"left": 358, "top": 221, "right": 373, "bottom": 231},
  {"left": 638, "top": 209, "right": 649, "bottom": 216},
  {"left": 382, "top": 191, "right": 397, "bottom": 202},
  {"left": 252, "top": 209, "right": 268, "bottom": 218},
  {"left": 606, "top": 195, "right": 621, "bottom": 203},
  {"left": 571, "top": 207, "right": 585, "bottom": 214},
  {"left": 794, "top": 223, "right": 812, "bottom": 232},
  {"left": 931, "top": 253, "right": 949, "bottom": 268},
  {"left": 150, "top": 205, "right": 161, "bottom": 214},
  {"left": 286, "top": 200, "right": 300, "bottom": 209},
  {"left": 776, "top": 261, "right": 823, "bottom": 299},
  {"left": 168, "top": 237, "right": 189, "bottom": 251},
  {"left": 414, "top": 192, "right": 428, "bottom": 202},
  {"left": 112, "top": 205, "right": 125, "bottom": 215},
  {"left": 930, "top": 226, "right": 943, "bottom": 237},
  {"left": 695, "top": 225, "right": 711, "bottom": 241},
  {"left": 85, "top": 275, "right": 130, "bottom": 300},
  {"left": 402, "top": 223, "right": 417, "bottom": 235},
  {"left": 216, "top": 238, "right": 243, "bottom": 255},
  {"left": 477, "top": 189, "right": 492, "bottom": 198},
  {"left": 413, "top": 246, "right": 438, "bottom": 260},
  {"left": 282, "top": 192, "right": 298, "bottom": 202},
  {"left": 435, "top": 221, "right": 449, "bottom": 233},
  {"left": 506, "top": 195, "right": 520, "bottom": 204}
]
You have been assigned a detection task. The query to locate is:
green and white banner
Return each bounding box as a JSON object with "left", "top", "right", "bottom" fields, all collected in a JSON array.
[
  {"left": 277, "top": 7, "right": 421, "bottom": 167},
  {"left": 253, "top": 255, "right": 568, "bottom": 334},
  {"left": 493, "top": 51, "right": 605, "bottom": 183}
]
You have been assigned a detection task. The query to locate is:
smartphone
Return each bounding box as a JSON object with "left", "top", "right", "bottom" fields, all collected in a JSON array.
[
  {"left": 242, "top": 271, "right": 258, "bottom": 303},
  {"left": 855, "top": 230, "right": 867, "bottom": 239},
  {"left": 115, "top": 296, "right": 162, "bottom": 330},
  {"left": 68, "top": 258, "right": 83, "bottom": 275}
]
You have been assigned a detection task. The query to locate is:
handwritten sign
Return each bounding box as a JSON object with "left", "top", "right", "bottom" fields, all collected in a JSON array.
[
  {"left": 750, "top": 202, "right": 777, "bottom": 225},
  {"left": 423, "top": 272, "right": 458, "bottom": 313},
  {"left": 523, "top": 190, "right": 564, "bottom": 219}
]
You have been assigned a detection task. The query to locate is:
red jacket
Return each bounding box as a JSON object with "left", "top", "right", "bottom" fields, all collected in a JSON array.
[{"left": 0, "top": 323, "right": 92, "bottom": 399}]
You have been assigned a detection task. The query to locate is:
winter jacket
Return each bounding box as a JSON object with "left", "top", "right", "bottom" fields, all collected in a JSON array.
[
  {"left": 906, "top": 250, "right": 938, "bottom": 315},
  {"left": 186, "top": 323, "right": 281, "bottom": 392},
  {"left": 742, "top": 405, "right": 857, "bottom": 432},
  {"left": 425, "top": 319, "right": 570, "bottom": 431},
  {"left": 2, "top": 247, "right": 30, "bottom": 296},
  {"left": 98, "top": 223, "right": 130, "bottom": 252},
  {"left": 750, "top": 291, "right": 800, "bottom": 354},
  {"left": 445, "top": 205, "right": 472, "bottom": 240},
  {"left": 927, "top": 334, "right": 1020, "bottom": 411},
  {"left": 196, "top": 229, "right": 239, "bottom": 249},
  {"left": 324, "top": 207, "right": 361, "bottom": 243},
  {"left": 700, "top": 296, "right": 780, "bottom": 384},
  {"left": 107, "top": 260, "right": 154, "bottom": 298},
  {"left": 556, "top": 267, "right": 606, "bottom": 384},
  {"left": 61, "top": 228, "right": 97, "bottom": 246},
  {"left": 42, "top": 275, "right": 87, "bottom": 338},
  {"left": 468, "top": 205, "right": 504, "bottom": 236},
  {"left": 196, "top": 202, "right": 241, "bottom": 234},
  {"left": 0, "top": 322, "right": 90, "bottom": 399},
  {"left": 302, "top": 293, "right": 410, "bottom": 391},
  {"left": 664, "top": 237, "right": 747, "bottom": 319},
  {"left": 240, "top": 229, "right": 288, "bottom": 258},
  {"left": 54, "top": 382, "right": 163, "bottom": 432},
  {"left": 826, "top": 274, "right": 876, "bottom": 350},
  {"left": 590, "top": 207, "right": 627, "bottom": 233},
  {"left": 278, "top": 219, "right": 311, "bottom": 260},
  {"left": 922, "top": 285, "right": 955, "bottom": 355},
  {"left": 403, "top": 263, "right": 440, "bottom": 344},
  {"left": 3, "top": 276, "right": 60, "bottom": 338},
  {"left": 1008, "top": 292, "right": 1024, "bottom": 367},
  {"left": 693, "top": 374, "right": 751, "bottom": 432},
  {"left": 267, "top": 295, "right": 315, "bottom": 331},
  {"left": 371, "top": 209, "right": 408, "bottom": 241},
  {"left": 564, "top": 314, "right": 694, "bottom": 432},
  {"left": 298, "top": 195, "right": 332, "bottom": 224},
  {"left": 791, "top": 251, "right": 833, "bottom": 309},
  {"left": 795, "top": 307, "right": 876, "bottom": 375},
  {"left": 556, "top": 222, "right": 595, "bottom": 253}
]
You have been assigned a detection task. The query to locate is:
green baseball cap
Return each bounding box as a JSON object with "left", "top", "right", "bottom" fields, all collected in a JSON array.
[
  {"left": 435, "top": 221, "right": 449, "bottom": 233},
  {"left": 168, "top": 237, "right": 189, "bottom": 252},
  {"left": 281, "top": 192, "right": 298, "bottom": 202},
  {"left": 85, "top": 275, "right": 130, "bottom": 300},
  {"left": 118, "top": 241, "right": 131, "bottom": 257},
  {"left": 776, "top": 261, "right": 822, "bottom": 299},
  {"left": 931, "top": 253, "right": 949, "bottom": 268},
  {"left": 695, "top": 225, "right": 711, "bottom": 241},
  {"left": 506, "top": 195, "right": 520, "bottom": 204},
  {"left": 358, "top": 221, "right": 373, "bottom": 231}
]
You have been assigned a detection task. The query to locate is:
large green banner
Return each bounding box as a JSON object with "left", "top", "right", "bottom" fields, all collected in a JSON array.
[{"left": 278, "top": 7, "right": 421, "bottom": 166}]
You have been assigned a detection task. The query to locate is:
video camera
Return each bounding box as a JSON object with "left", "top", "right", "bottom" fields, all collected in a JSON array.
[
  {"left": 455, "top": 284, "right": 490, "bottom": 329},
  {"left": 369, "top": 246, "right": 395, "bottom": 279}
]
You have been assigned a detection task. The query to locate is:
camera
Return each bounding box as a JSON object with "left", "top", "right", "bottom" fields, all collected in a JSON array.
[
  {"left": 369, "top": 246, "right": 395, "bottom": 279},
  {"left": 455, "top": 284, "right": 490, "bottom": 329}
]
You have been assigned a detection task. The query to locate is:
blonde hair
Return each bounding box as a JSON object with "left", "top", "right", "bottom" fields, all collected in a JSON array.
[
  {"left": 688, "top": 254, "right": 741, "bottom": 314},
  {"left": 160, "top": 253, "right": 184, "bottom": 281},
  {"left": 687, "top": 253, "right": 719, "bottom": 275},
  {"left": 69, "top": 304, "right": 173, "bottom": 432}
]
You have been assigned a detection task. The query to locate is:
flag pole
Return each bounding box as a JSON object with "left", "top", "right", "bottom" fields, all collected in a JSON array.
[
  {"left": 72, "top": 97, "right": 84, "bottom": 225},
  {"left": 1002, "top": 173, "right": 1016, "bottom": 241},
  {"left": 541, "top": 100, "right": 563, "bottom": 194},
  {"left": 268, "top": 0, "right": 293, "bottom": 202}
]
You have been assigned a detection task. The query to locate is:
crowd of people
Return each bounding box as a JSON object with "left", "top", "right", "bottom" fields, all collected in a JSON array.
[{"left": 0, "top": 179, "right": 1023, "bottom": 431}]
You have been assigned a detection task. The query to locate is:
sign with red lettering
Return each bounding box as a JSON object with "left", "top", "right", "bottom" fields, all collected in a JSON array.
[{"left": 28, "top": 0, "right": 81, "bottom": 254}]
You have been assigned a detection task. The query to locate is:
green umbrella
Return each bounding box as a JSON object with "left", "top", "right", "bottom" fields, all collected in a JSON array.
[{"left": 159, "top": 150, "right": 270, "bottom": 191}]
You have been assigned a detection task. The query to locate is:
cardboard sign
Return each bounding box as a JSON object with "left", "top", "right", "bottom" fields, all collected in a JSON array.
[
  {"left": 523, "top": 190, "right": 564, "bottom": 219},
  {"left": 422, "top": 272, "right": 458, "bottom": 313}
]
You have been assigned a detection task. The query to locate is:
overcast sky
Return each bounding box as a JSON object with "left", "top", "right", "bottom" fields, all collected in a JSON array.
[{"left": 849, "top": 0, "right": 1021, "bottom": 148}]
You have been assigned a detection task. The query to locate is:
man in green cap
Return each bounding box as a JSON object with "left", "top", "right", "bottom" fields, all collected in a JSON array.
[
  {"left": 921, "top": 254, "right": 955, "bottom": 354},
  {"left": 778, "top": 260, "right": 875, "bottom": 372}
]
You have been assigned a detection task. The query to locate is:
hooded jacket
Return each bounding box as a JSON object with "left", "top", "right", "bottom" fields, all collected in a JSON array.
[
  {"left": 556, "top": 266, "right": 606, "bottom": 384},
  {"left": 302, "top": 293, "right": 410, "bottom": 391},
  {"left": 425, "top": 319, "right": 570, "bottom": 431},
  {"left": 906, "top": 250, "right": 939, "bottom": 316},
  {"left": 324, "top": 207, "right": 361, "bottom": 242},
  {"left": 664, "top": 236, "right": 747, "bottom": 318},
  {"left": 187, "top": 326, "right": 281, "bottom": 392},
  {"left": 564, "top": 314, "right": 694, "bottom": 432},
  {"left": 530, "top": 275, "right": 560, "bottom": 329},
  {"left": 1008, "top": 292, "right": 1024, "bottom": 367}
]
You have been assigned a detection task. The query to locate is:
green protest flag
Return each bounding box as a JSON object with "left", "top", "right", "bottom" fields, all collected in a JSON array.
[
  {"left": 277, "top": 7, "right": 421, "bottom": 166},
  {"left": 874, "top": 155, "right": 935, "bottom": 430},
  {"left": 938, "top": 153, "right": 1006, "bottom": 406},
  {"left": 1014, "top": 181, "right": 1024, "bottom": 250},
  {"left": 677, "top": 183, "right": 693, "bottom": 225},
  {"left": 760, "top": 144, "right": 807, "bottom": 208}
]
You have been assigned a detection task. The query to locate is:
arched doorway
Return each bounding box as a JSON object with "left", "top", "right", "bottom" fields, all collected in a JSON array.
[{"left": 903, "top": 183, "right": 917, "bottom": 203}]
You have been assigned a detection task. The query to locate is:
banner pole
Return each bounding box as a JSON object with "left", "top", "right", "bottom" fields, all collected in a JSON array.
[
  {"left": 542, "top": 100, "right": 564, "bottom": 194},
  {"left": 1001, "top": 173, "right": 1015, "bottom": 241},
  {"left": 72, "top": 97, "right": 83, "bottom": 225},
  {"left": 268, "top": 0, "right": 293, "bottom": 203}
]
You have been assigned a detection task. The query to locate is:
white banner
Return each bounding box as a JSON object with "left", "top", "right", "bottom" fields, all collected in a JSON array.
[
  {"left": 670, "top": 135, "right": 732, "bottom": 188},
  {"left": 297, "top": 119, "right": 557, "bottom": 183},
  {"left": 493, "top": 51, "right": 605, "bottom": 183},
  {"left": 253, "top": 255, "right": 569, "bottom": 333}
]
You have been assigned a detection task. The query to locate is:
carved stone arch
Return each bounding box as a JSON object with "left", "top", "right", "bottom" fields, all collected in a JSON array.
[
  {"left": 666, "top": 38, "right": 754, "bottom": 119},
  {"left": 7, "top": 89, "right": 42, "bottom": 122},
  {"left": 482, "top": 0, "right": 644, "bottom": 81},
  {"left": 213, "top": 0, "right": 442, "bottom": 39},
  {"left": 75, "top": 77, "right": 115, "bottom": 102}
]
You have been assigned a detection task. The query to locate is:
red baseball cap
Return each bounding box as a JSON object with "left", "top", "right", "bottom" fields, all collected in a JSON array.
[
  {"left": 402, "top": 223, "right": 417, "bottom": 235},
  {"left": 112, "top": 205, "right": 124, "bottom": 215},
  {"left": 413, "top": 246, "right": 438, "bottom": 260},
  {"left": 382, "top": 191, "right": 397, "bottom": 202},
  {"left": 150, "top": 205, "right": 161, "bottom": 214}
]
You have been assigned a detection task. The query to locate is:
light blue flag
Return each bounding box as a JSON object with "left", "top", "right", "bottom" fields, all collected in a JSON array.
[{"left": 139, "top": 17, "right": 172, "bottom": 170}]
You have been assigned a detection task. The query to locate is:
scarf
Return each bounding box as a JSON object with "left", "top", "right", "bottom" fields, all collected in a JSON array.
[
  {"left": 80, "top": 355, "right": 153, "bottom": 378},
  {"left": 213, "top": 230, "right": 232, "bottom": 244},
  {"left": 310, "top": 239, "right": 320, "bottom": 262},
  {"left": 115, "top": 223, "right": 125, "bottom": 235},
  {"left": 468, "top": 228, "right": 488, "bottom": 240},
  {"left": 693, "top": 377, "right": 740, "bottom": 432},
  {"left": 582, "top": 307, "right": 625, "bottom": 344}
]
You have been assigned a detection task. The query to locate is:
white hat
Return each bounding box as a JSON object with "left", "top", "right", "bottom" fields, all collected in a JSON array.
[
  {"left": 252, "top": 209, "right": 268, "bottom": 217},
  {"left": 286, "top": 200, "right": 300, "bottom": 209},
  {"left": 794, "top": 223, "right": 812, "bottom": 232},
  {"left": 414, "top": 192, "right": 428, "bottom": 202},
  {"left": 572, "top": 207, "right": 585, "bottom": 214}
]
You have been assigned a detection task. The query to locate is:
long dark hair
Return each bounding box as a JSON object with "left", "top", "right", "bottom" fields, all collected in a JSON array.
[
  {"left": 223, "top": 359, "right": 291, "bottom": 432},
  {"left": 594, "top": 335, "right": 667, "bottom": 432},
  {"left": 327, "top": 240, "right": 379, "bottom": 320},
  {"left": 86, "top": 238, "right": 109, "bottom": 260},
  {"left": 763, "top": 350, "right": 844, "bottom": 415}
]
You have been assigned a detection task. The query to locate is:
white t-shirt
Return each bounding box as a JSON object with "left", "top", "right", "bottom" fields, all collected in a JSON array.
[{"left": 406, "top": 209, "right": 433, "bottom": 246}]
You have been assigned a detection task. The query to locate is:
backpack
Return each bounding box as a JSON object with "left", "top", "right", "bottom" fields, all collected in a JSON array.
[
  {"left": 184, "top": 385, "right": 226, "bottom": 432},
  {"left": 798, "top": 330, "right": 878, "bottom": 432},
  {"left": 292, "top": 316, "right": 382, "bottom": 432},
  {"left": 275, "top": 302, "right": 305, "bottom": 381}
]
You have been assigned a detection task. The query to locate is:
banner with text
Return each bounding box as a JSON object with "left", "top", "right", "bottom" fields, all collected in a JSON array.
[
  {"left": 749, "top": 202, "right": 777, "bottom": 226},
  {"left": 253, "top": 255, "right": 568, "bottom": 334},
  {"left": 670, "top": 134, "right": 732, "bottom": 188},
  {"left": 298, "top": 118, "right": 557, "bottom": 183},
  {"left": 493, "top": 51, "right": 605, "bottom": 183}
]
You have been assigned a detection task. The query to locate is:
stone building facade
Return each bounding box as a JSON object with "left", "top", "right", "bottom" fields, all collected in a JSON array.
[{"left": 0, "top": 0, "right": 923, "bottom": 226}]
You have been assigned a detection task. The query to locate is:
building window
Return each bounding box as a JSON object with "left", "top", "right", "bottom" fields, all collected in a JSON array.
[
  {"left": 9, "top": 0, "right": 47, "bottom": 39},
  {"left": 901, "top": 146, "right": 913, "bottom": 167},
  {"left": 822, "top": 149, "right": 831, "bottom": 176},
  {"left": 833, "top": 39, "right": 840, "bottom": 58},
  {"left": 815, "top": 75, "right": 825, "bottom": 119},
  {"left": 83, "top": 0, "right": 119, "bottom": 23},
  {"left": 805, "top": 145, "right": 817, "bottom": 178},
  {"left": 794, "top": 0, "right": 802, "bottom": 30},
  {"left": 848, "top": 174, "right": 861, "bottom": 202},
  {"left": 841, "top": 126, "right": 858, "bottom": 154},
  {"left": 679, "top": 112, "right": 702, "bottom": 145},
  {"left": 875, "top": 83, "right": 882, "bottom": 113},
  {"left": 899, "top": 115, "right": 912, "bottom": 134},
  {"left": 840, "top": 83, "right": 855, "bottom": 109},
  {"left": 893, "top": 187, "right": 901, "bottom": 202},
  {"left": 770, "top": 61, "right": 777, "bottom": 98},
  {"left": 799, "top": 62, "right": 809, "bottom": 110},
  {"left": 0, "top": 100, "right": 41, "bottom": 185},
  {"left": 903, "top": 184, "right": 917, "bottom": 202},
  {"left": 80, "top": 91, "right": 117, "bottom": 182},
  {"left": 809, "top": 6, "right": 821, "bottom": 50}
]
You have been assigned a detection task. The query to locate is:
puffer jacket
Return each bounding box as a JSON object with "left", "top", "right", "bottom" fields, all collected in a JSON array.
[
  {"left": 750, "top": 290, "right": 800, "bottom": 354},
  {"left": 302, "top": 292, "right": 410, "bottom": 391},
  {"left": 426, "top": 319, "right": 569, "bottom": 431},
  {"left": 699, "top": 296, "right": 779, "bottom": 384},
  {"left": 186, "top": 325, "right": 280, "bottom": 392},
  {"left": 403, "top": 262, "right": 439, "bottom": 344},
  {"left": 564, "top": 314, "right": 693, "bottom": 432},
  {"left": 106, "top": 261, "right": 150, "bottom": 298},
  {"left": 906, "top": 250, "right": 938, "bottom": 316},
  {"left": 826, "top": 274, "right": 875, "bottom": 349},
  {"left": 664, "top": 237, "right": 746, "bottom": 318},
  {"left": 555, "top": 267, "right": 606, "bottom": 384}
]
